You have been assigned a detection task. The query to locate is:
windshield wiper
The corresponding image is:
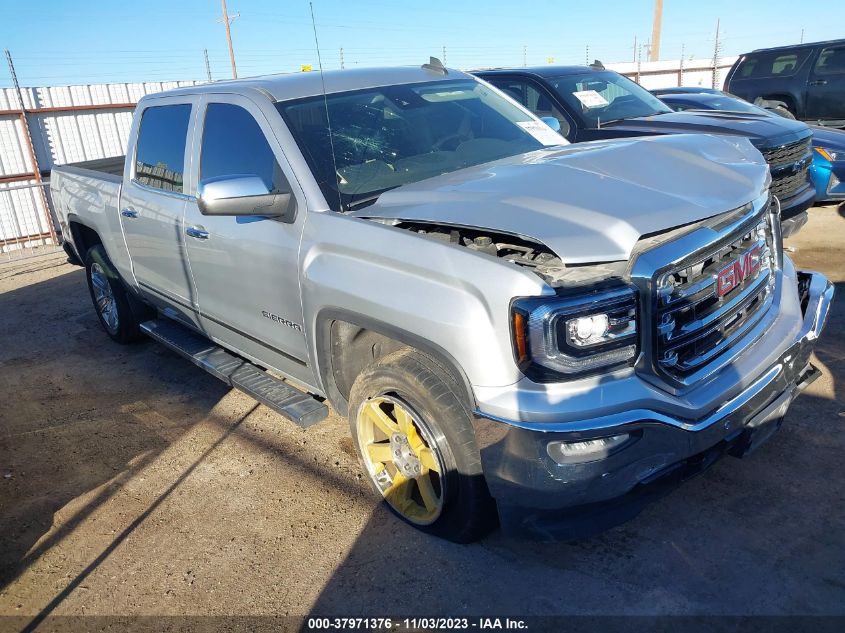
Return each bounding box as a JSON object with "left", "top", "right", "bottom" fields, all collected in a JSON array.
[
  {"left": 598, "top": 111, "right": 669, "bottom": 127},
  {"left": 345, "top": 192, "right": 387, "bottom": 212}
]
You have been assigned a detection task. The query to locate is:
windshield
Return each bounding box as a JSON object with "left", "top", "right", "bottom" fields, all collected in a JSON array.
[
  {"left": 278, "top": 79, "right": 561, "bottom": 211},
  {"left": 547, "top": 70, "right": 672, "bottom": 128}
]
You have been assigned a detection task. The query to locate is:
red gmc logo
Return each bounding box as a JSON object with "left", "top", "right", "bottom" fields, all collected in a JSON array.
[{"left": 716, "top": 245, "right": 762, "bottom": 297}]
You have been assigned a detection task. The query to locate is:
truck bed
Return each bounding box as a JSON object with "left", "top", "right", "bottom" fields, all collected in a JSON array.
[
  {"left": 54, "top": 156, "right": 126, "bottom": 182},
  {"left": 51, "top": 156, "right": 130, "bottom": 276}
]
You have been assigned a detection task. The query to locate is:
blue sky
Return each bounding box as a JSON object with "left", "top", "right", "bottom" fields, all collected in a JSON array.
[{"left": 0, "top": 0, "right": 842, "bottom": 86}]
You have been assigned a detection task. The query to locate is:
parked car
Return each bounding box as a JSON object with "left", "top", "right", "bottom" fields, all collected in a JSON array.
[
  {"left": 656, "top": 91, "right": 845, "bottom": 202},
  {"left": 805, "top": 126, "right": 845, "bottom": 202},
  {"left": 474, "top": 65, "right": 816, "bottom": 237},
  {"left": 650, "top": 86, "right": 724, "bottom": 96},
  {"left": 52, "top": 64, "right": 833, "bottom": 542},
  {"left": 724, "top": 39, "right": 845, "bottom": 125},
  {"left": 652, "top": 87, "right": 795, "bottom": 119}
]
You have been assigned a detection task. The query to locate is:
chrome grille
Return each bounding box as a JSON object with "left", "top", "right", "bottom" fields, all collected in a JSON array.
[
  {"left": 654, "top": 212, "right": 777, "bottom": 380},
  {"left": 761, "top": 138, "right": 811, "bottom": 167}
]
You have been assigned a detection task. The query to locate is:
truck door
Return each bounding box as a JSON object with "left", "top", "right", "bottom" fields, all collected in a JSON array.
[
  {"left": 120, "top": 98, "right": 200, "bottom": 327},
  {"left": 182, "top": 94, "right": 311, "bottom": 383},
  {"left": 805, "top": 45, "right": 845, "bottom": 121}
]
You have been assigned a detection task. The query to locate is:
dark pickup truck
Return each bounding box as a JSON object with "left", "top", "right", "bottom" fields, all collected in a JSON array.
[
  {"left": 474, "top": 65, "right": 816, "bottom": 237},
  {"left": 724, "top": 39, "right": 845, "bottom": 126}
]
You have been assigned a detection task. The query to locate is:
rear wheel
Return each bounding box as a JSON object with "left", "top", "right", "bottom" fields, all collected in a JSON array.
[
  {"left": 348, "top": 348, "right": 497, "bottom": 542},
  {"left": 85, "top": 245, "right": 149, "bottom": 343}
]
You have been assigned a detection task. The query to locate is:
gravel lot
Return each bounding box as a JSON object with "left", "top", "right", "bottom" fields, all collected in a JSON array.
[{"left": 1, "top": 205, "right": 843, "bottom": 627}]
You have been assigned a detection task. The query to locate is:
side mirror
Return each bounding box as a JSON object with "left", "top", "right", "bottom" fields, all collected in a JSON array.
[
  {"left": 197, "top": 175, "right": 295, "bottom": 222},
  {"left": 540, "top": 116, "right": 561, "bottom": 132}
]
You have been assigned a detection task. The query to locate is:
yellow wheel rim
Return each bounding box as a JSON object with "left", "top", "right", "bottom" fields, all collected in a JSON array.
[{"left": 357, "top": 395, "right": 445, "bottom": 525}]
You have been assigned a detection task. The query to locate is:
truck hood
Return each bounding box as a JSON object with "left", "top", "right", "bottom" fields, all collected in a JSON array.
[
  {"left": 352, "top": 133, "right": 769, "bottom": 264},
  {"left": 599, "top": 110, "right": 811, "bottom": 149}
]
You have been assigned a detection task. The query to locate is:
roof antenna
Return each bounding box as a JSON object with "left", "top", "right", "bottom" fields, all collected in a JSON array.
[
  {"left": 422, "top": 56, "right": 448, "bottom": 75},
  {"left": 309, "top": 2, "right": 344, "bottom": 212}
]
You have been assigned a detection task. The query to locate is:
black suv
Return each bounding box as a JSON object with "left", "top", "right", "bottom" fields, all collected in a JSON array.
[
  {"left": 474, "top": 65, "right": 816, "bottom": 237},
  {"left": 724, "top": 39, "right": 845, "bottom": 125}
]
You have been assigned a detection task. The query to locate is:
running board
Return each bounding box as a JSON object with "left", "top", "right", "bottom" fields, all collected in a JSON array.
[{"left": 140, "top": 319, "right": 328, "bottom": 427}]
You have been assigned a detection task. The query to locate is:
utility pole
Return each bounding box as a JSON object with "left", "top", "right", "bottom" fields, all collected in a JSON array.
[
  {"left": 219, "top": 0, "right": 239, "bottom": 79},
  {"left": 678, "top": 43, "right": 685, "bottom": 86},
  {"left": 636, "top": 43, "right": 642, "bottom": 83},
  {"left": 650, "top": 0, "right": 663, "bottom": 61},
  {"left": 340, "top": 47, "right": 345, "bottom": 70},
  {"left": 800, "top": 28, "right": 804, "bottom": 44},
  {"left": 712, "top": 18, "right": 721, "bottom": 89},
  {"left": 442, "top": 45, "right": 447, "bottom": 65},
  {"left": 585, "top": 44, "right": 589, "bottom": 66},
  {"left": 522, "top": 45, "right": 527, "bottom": 67},
  {"left": 633, "top": 35, "right": 637, "bottom": 63},
  {"left": 203, "top": 48, "right": 212, "bottom": 82}
]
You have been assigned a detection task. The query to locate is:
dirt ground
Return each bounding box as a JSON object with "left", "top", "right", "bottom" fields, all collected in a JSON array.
[{"left": 1, "top": 205, "right": 844, "bottom": 628}]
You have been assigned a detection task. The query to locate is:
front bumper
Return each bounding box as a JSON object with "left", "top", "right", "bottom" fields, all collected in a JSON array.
[
  {"left": 474, "top": 270, "right": 834, "bottom": 539},
  {"left": 778, "top": 184, "right": 816, "bottom": 238}
]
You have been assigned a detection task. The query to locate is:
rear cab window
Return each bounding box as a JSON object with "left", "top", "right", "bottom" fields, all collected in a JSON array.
[{"left": 133, "top": 104, "right": 192, "bottom": 193}]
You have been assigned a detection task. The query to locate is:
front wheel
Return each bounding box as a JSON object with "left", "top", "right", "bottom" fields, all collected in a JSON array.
[
  {"left": 84, "top": 245, "right": 148, "bottom": 343},
  {"left": 348, "top": 348, "right": 497, "bottom": 542}
]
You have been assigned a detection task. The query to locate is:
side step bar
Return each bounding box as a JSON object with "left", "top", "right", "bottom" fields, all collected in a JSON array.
[{"left": 140, "top": 319, "right": 328, "bottom": 427}]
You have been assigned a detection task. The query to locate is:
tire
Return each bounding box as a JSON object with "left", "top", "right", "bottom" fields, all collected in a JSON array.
[
  {"left": 348, "top": 348, "right": 498, "bottom": 543},
  {"left": 773, "top": 105, "right": 796, "bottom": 120},
  {"left": 84, "top": 245, "right": 149, "bottom": 343}
]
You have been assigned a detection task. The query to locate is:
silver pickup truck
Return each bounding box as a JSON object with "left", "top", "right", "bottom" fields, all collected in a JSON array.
[{"left": 52, "top": 64, "right": 833, "bottom": 542}]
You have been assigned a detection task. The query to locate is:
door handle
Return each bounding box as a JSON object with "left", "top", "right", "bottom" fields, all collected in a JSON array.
[
  {"left": 809, "top": 79, "right": 828, "bottom": 86},
  {"left": 186, "top": 225, "right": 209, "bottom": 240},
  {"left": 121, "top": 208, "right": 138, "bottom": 218}
]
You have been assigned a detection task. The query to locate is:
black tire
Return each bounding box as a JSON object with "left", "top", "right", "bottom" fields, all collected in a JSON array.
[
  {"left": 84, "top": 245, "right": 149, "bottom": 343},
  {"left": 348, "top": 348, "right": 498, "bottom": 543},
  {"left": 773, "top": 105, "right": 796, "bottom": 120}
]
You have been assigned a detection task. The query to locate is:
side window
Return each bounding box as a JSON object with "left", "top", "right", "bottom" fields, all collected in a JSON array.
[
  {"left": 491, "top": 80, "right": 528, "bottom": 106},
  {"left": 771, "top": 54, "right": 799, "bottom": 75},
  {"left": 815, "top": 46, "right": 845, "bottom": 75},
  {"left": 738, "top": 55, "right": 759, "bottom": 78},
  {"left": 739, "top": 50, "right": 809, "bottom": 78},
  {"left": 200, "top": 103, "right": 286, "bottom": 192},
  {"left": 134, "top": 104, "right": 191, "bottom": 193},
  {"left": 491, "top": 79, "right": 566, "bottom": 121}
]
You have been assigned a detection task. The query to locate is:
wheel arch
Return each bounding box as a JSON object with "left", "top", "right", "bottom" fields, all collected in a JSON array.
[
  {"left": 314, "top": 308, "right": 476, "bottom": 418},
  {"left": 761, "top": 93, "right": 799, "bottom": 117},
  {"left": 67, "top": 215, "right": 103, "bottom": 260}
]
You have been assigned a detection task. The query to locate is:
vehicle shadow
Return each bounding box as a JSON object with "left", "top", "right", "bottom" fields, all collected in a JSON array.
[
  {"left": 304, "top": 280, "right": 844, "bottom": 619},
  {"left": 0, "top": 263, "right": 230, "bottom": 589}
]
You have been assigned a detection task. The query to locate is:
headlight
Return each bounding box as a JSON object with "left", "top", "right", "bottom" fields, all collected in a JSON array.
[
  {"left": 511, "top": 286, "right": 639, "bottom": 380},
  {"left": 815, "top": 147, "right": 842, "bottom": 162}
]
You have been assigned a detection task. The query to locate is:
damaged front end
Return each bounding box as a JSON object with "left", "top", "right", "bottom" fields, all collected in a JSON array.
[{"left": 388, "top": 221, "right": 626, "bottom": 288}]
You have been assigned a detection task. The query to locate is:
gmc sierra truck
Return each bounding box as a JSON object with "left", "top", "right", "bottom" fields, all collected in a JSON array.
[{"left": 52, "top": 63, "right": 833, "bottom": 542}]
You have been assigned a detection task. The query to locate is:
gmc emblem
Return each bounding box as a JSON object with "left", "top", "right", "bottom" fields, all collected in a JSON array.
[{"left": 716, "top": 245, "right": 762, "bottom": 297}]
